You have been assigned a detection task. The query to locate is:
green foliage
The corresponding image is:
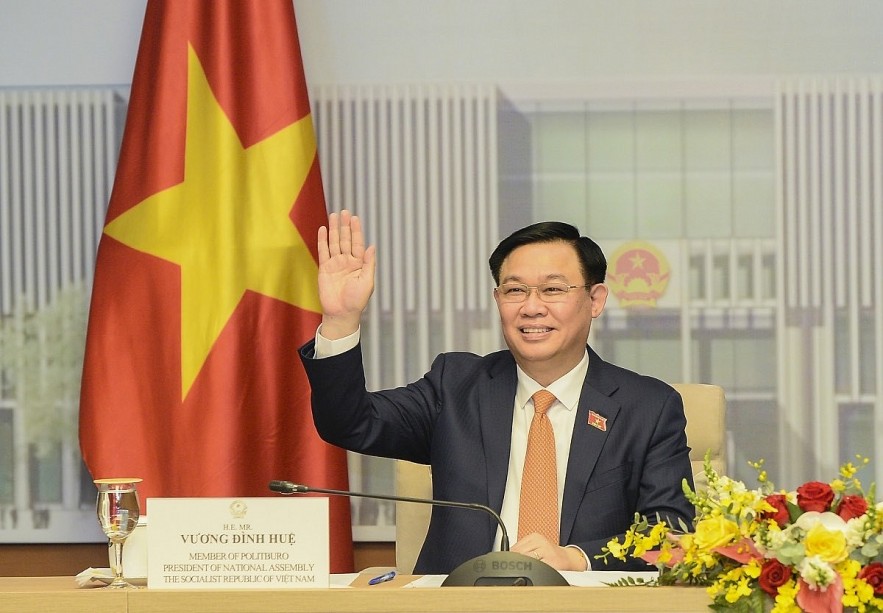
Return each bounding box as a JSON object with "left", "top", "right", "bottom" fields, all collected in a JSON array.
[
  {"left": 603, "top": 575, "right": 658, "bottom": 587},
  {"left": 0, "top": 285, "right": 89, "bottom": 455}
]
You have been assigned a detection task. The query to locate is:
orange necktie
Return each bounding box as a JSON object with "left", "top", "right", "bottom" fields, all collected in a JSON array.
[{"left": 518, "top": 390, "right": 559, "bottom": 544}]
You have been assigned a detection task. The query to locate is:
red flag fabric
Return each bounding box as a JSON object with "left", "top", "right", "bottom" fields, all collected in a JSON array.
[{"left": 78, "top": 0, "right": 354, "bottom": 572}]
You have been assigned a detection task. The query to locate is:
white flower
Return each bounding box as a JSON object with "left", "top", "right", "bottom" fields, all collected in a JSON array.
[
  {"left": 794, "top": 511, "right": 848, "bottom": 534},
  {"left": 798, "top": 556, "right": 837, "bottom": 589},
  {"left": 718, "top": 476, "right": 748, "bottom": 493},
  {"left": 763, "top": 526, "right": 791, "bottom": 550},
  {"left": 844, "top": 515, "right": 869, "bottom": 549}
]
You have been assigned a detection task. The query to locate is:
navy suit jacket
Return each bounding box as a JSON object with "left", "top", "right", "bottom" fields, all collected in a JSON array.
[{"left": 300, "top": 341, "right": 694, "bottom": 574}]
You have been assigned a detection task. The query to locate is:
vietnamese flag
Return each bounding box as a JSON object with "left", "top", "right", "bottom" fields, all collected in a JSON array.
[{"left": 78, "top": 0, "right": 354, "bottom": 571}]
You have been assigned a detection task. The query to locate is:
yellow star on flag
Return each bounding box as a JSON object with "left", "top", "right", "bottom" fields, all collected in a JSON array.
[{"left": 104, "top": 45, "right": 321, "bottom": 399}]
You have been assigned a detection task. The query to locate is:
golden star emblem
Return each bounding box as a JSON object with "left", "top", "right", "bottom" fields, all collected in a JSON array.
[
  {"left": 104, "top": 45, "right": 320, "bottom": 399},
  {"left": 629, "top": 252, "right": 646, "bottom": 270}
]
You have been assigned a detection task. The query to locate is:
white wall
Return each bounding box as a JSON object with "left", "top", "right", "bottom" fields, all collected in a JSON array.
[
  {"left": 296, "top": 0, "right": 883, "bottom": 85},
  {"left": 0, "top": 0, "right": 145, "bottom": 87},
  {"left": 3, "top": 0, "right": 883, "bottom": 89}
]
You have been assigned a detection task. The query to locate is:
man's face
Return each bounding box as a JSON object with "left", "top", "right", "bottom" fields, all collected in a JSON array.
[{"left": 493, "top": 241, "right": 608, "bottom": 385}]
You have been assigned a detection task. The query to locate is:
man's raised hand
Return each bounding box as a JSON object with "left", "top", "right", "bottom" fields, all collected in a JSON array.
[{"left": 316, "top": 210, "right": 376, "bottom": 339}]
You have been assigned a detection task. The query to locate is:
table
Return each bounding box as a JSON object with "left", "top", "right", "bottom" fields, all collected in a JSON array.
[
  {"left": 0, "top": 576, "right": 126, "bottom": 613},
  {"left": 0, "top": 575, "right": 714, "bottom": 613}
]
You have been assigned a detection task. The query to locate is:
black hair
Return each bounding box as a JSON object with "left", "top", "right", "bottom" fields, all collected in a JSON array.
[{"left": 488, "top": 221, "right": 607, "bottom": 286}]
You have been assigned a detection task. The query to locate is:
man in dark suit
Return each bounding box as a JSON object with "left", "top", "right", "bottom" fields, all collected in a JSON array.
[{"left": 300, "top": 210, "right": 694, "bottom": 574}]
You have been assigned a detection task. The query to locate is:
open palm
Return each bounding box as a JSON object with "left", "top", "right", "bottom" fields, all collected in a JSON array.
[{"left": 317, "top": 211, "right": 376, "bottom": 325}]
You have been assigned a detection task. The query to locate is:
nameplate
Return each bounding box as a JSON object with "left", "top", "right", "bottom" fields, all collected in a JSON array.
[{"left": 147, "top": 497, "right": 329, "bottom": 589}]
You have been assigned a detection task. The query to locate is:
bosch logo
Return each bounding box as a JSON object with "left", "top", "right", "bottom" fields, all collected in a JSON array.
[{"left": 491, "top": 560, "right": 533, "bottom": 571}]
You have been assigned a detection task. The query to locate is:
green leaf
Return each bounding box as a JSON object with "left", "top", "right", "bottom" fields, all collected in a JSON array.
[
  {"left": 786, "top": 500, "right": 803, "bottom": 523},
  {"left": 602, "top": 576, "right": 658, "bottom": 587}
]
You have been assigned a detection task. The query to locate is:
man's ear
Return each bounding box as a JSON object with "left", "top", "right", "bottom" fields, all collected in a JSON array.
[{"left": 589, "top": 283, "right": 608, "bottom": 318}]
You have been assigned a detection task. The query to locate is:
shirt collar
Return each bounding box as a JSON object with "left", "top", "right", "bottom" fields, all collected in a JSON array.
[{"left": 515, "top": 349, "right": 589, "bottom": 413}]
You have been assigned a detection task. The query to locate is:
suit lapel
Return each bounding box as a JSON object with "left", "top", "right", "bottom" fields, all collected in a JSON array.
[
  {"left": 475, "top": 348, "right": 622, "bottom": 544},
  {"left": 560, "top": 348, "right": 621, "bottom": 543},
  {"left": 478, "top": 356, "right": 518, "bottom": 516}
]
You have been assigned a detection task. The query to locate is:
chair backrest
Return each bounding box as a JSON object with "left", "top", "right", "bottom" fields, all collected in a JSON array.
[
  {"left": 394, "top": 383, "right": 727, "bottom": 573},
  {"left": 395, "top": 461, "right": 434, "bottom": 574},
  {"left": 671, "top": 383, "right": 727, "bottom": 486}
]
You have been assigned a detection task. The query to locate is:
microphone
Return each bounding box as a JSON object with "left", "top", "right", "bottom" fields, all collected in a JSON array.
[
  {"left": 269, "top": 480, "right": 510, "bottom": 550},
  {"left": 268, "top": 480, "right": 568, "bottom": 587}
]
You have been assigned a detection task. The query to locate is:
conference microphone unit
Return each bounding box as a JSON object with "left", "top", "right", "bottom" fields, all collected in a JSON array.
[{"left": 268, "top": 479, "right": 568, "bottom": 587}]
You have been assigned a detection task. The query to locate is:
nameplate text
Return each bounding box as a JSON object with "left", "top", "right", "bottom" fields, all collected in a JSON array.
[{"left": 147, "top": 497, "right": 329, "bottom": 589}]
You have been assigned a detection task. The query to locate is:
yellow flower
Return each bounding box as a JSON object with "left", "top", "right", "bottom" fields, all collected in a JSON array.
[
  {"left": 605, "top": 539, "right": 628, "bottom": 560},
  {"left": 743, "top": 559, "right": 762, "bottom": 579},
  {"left": 631, "top": 521, "right": 667, "bottom": 557},
  {"left": 771, "top": 580, "right": 801, "bottom": 613},
  {"left": 840, "top": 560, "right": 879, "bottom": 610},
  {"left": 712, "top": 565, "right": 758, "bottom": 605},
  {"left": 803, "top": 523, "right": 848, "bottom": 563},
  {"left": 648, "top": 522, "right": 668, "bottom": 541},
  {"left": 693, "top": 515, "right": 740, "bottom": 550},
  {"left": 724, "top": 576, "right": 754, "bottom": 603}
]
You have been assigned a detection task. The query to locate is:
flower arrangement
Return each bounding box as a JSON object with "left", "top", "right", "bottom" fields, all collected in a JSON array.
[{"left": 598, "top": 456, "right": 883, "bottom": 613}]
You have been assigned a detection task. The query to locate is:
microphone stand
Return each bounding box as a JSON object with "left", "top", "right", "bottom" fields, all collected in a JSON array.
[
  {"left": 270, "top": 480, "right": 509, "bottom": 550},
  {"left": 269, "top": 480, "right": 568, "bottom": 587}
]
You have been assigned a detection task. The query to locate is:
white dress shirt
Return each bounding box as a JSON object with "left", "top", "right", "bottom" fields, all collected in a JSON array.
[{"left": 496, "top": 354, "right": 588, "bottom": 550}]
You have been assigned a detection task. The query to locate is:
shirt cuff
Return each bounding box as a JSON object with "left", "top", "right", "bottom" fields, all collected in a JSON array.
[
  {"left": 314, "top": 325, "right": 360, "bottom": 358},
  {"left": 565, "top": 544, "right": 591, "bottom": 571}
]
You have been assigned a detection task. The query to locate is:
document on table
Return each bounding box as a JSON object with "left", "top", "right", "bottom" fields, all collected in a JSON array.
[
  {"left": 404, "top": 571, "right": 658, "bottom": 588},
  {"left": 332, "top": 574, "right": 361, "bottom": 587}
]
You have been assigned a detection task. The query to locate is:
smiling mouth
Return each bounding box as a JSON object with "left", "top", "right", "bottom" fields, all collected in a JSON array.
[{"left": 520, "top": 326, "right": 552, "bottom": 335}]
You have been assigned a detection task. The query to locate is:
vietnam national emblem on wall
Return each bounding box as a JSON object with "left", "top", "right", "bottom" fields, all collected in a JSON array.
[{"left": 606, "top": 241, "right": 671, "bottom": 308}]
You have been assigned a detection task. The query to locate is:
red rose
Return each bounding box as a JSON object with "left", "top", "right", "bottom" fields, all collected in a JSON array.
[
  {"left": 836, "top": 494, "right": 869, "bottom": 520},
  {"left": 859, "top": 562, "right": 883, "bottom": 595},
  {"left": 763, "top": 494, "right": 790, "bottom": 527},
  {"left": 759, "top": 559, "right": 792, "bottom": 596},
  {"left": 796, "top": 481, "right": 835, "bottom": 512}
]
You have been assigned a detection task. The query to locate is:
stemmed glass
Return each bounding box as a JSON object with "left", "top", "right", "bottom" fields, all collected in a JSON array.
[{"left": 94, "top": 478, "right": 142, "bottom": 589}]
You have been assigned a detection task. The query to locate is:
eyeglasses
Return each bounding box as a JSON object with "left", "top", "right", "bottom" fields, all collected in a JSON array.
[{"left": 494, "top": 282, "right": 591, "bottom": 303}]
